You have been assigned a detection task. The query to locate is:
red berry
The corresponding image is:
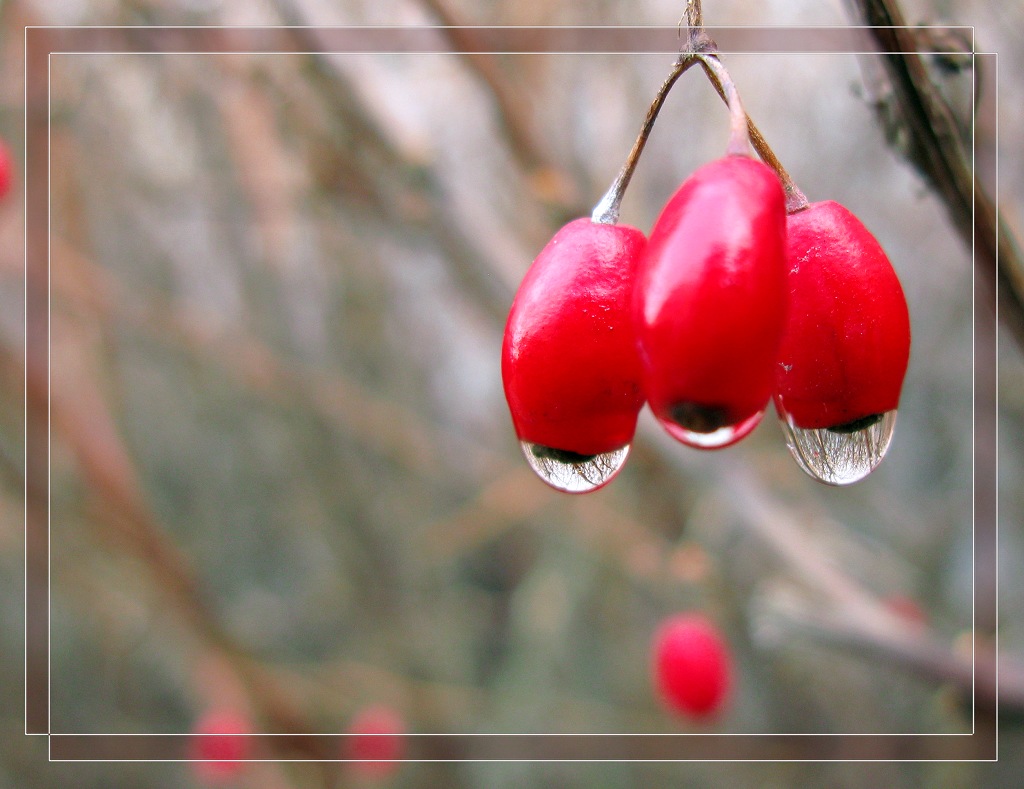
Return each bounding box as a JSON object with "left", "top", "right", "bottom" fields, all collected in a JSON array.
[
  {"left": 190, "top": 709, "right": 249, "bottom": 785},
  {"left": 652, "top": 613, "right": 731, "bottom": 719},
  {"left": 344, "top": 705, "right": 405, "bottom": 780},
  {"left": 884, "top": 594, "right": 928, "bottom": 627},
  {"left": 774, "top": 200, "right": 910, "bottom": 431},
  {"left": 0, "top": 140, "right": 12, "bottom": 200},
  {"left": 502, "top": 218, "right": 646, "bottom": 489},
  {"left": 636, "top": 156, "right": 788, "bottom": 448}
]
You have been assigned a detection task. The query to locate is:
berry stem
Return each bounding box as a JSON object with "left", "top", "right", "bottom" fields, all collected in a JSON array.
[
  {"left": 697, "top": 56, "right": 810, "bottom": 212},
  {"left": 696, "top": 54, "right": 752, "bottom": 158},
  {"left": 747, "top": 114, "right": 810, "bottom": 213},
  {"left": 683, "top": 0, "right": 703, "bottom": 30},
  {"left": 593, "top": 0, "right": 810, "bottom": 223},
  {"left": 591, "top": 55, "right": 701, "bottom": 225},
  {"left": 593, "top": 1, "right": 714, "bottom": 225}
]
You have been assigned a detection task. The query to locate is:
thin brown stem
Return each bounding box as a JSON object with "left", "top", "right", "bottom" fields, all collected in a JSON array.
[
  {"left": 593, "top": 2, "right": 720, "bottom": 224},
  {"left": 679, "top": 1, "right": 809, "bottom": 209},
  {"left": 614, "top": 0, "right": 810, "bottom": 217},
  {"left": 684, "top": 0, "right": 703, "bottom": 30},
  {"left": 747, "top": 115, "right": 810, "bottom": 212},
  {"left": 591, "top": 56, "right": 700, "bottom": 224},
  {"left": 699, "top": 55, "right": 809, "bottom": 211},
  {"left": 697, "top": 54, "right": 752, "bottom": 158}
]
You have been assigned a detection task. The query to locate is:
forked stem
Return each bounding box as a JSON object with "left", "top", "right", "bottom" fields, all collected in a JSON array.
[
  {"left": 593, "top": 0, "right": 810, "bottom": 223},
  {"left": 593, "top": 0, "right": 714, "bottom": 225},
  {"left": 698, "top": 53, "right": 810, "bottom": 212},
  {"left": 591, "top": 56, "right": 701, "bottom": 224},
  {"left": 696, "top": 54, "right": 752, "bottom": 158},
  {"left": 683, "top": 0, "right": 703, "bottom": 30}
]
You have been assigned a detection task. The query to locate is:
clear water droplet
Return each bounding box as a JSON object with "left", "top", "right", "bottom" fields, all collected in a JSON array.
[
  {"left": 521, "top": 442, "right": 629, "bottom": 493},
  {"left": 779, "top": 409, "right": 897, "bottom": 485},
  {"left": 657, "top": 409, "right": 764, "bottom": 449}
]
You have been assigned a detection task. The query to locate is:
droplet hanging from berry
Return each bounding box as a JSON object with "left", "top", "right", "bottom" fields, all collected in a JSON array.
[
  {"left": 774, "top": 200, "right": 910, "bottom": 485},
  {"left": 519, "top": 442, "right": 630, "bottom": 494},
  {"left": 502, "top": 218, "right": 646, "bottom": 493},
  {"left": 780, "top": 410, "right": 898, "bottom": 486}
]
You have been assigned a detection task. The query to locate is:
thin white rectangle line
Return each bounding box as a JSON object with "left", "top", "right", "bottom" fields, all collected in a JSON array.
[
  {"left": 43, "top": 757, "right": 1001, "bottom": 764},
  {"left": 47, "top": 49, "right": 53, "bottom": 740},
  {"left": 45, "top": 50, "right": 980, "bottom": 55},
  {"left": 993, "top": 50, "right": 1000, "bottom": 763},
  {"left": 25, "top": 24, "right": 978, "bottom": 30},
  {"left": 970, "top": 43, "right": 977, "bottom": 738},
  {"left": 43, "top": 730, "right": 978, "bottom": 736},
  {"left": 32, "top": 30, "right": 991, "bottom": 757},
  {"left": 22, "top": 22, "right": 29, "bottom": 738}
]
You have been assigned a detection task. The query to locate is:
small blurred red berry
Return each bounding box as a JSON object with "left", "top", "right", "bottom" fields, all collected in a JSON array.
[
  {"left": 344, "top": 704, "right": 405, "bottom": 780},
  {"left": 884, "top": 594, "right": 928, "bottom": 628},
  {"left": 189, "top": 709, "right": 250, "bottom": 785},
  {"left": 0, "top": 140, "right": 13, "bottom": 200},
  {"left": 652, "top": 613, "right": 731, "bottom": 719}
]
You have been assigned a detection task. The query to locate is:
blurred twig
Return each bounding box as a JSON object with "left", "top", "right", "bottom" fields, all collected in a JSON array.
[
  {"left": 18, "top": 333, "right": 326, "bottom": 744},
  {"left": 264, "top": 4, "right": 520, "bottom": 323},
  {"left": 724, "top": 465, "right": 1024, "bottom": 720},
  {"left": 52, "top": 236, "right": 500, "bottom": 484},
  {"left": 843, "top": 0, "right": 1024, "bottom": 349},
  {"left": 415, "top": 0, "right": 582, "bottom": 216}
]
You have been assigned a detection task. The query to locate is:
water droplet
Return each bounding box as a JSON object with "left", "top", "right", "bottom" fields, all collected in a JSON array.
[
  {"left": 779, "top": 409, "right": 897, "bottom": 485},
  {"left": 521, "top": 442, "right": 629, "bottom": 493},
  {"left": 657, "top": 408, "right": 764, "bottom": 449}
]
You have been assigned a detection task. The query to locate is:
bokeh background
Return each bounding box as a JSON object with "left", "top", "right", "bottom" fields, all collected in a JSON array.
[{"left": 2, "top": 0, "right": 1023, "bottom": 786}]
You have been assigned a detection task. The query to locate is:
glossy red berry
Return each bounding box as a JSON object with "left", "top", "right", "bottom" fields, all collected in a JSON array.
[
  {"left": 502, "top": 217, "right": 646, "bottom": 491},
  {"left": 774, "top": 200, "right": 910, "bottom": 432},
  {"left": 636, "top": 156, "right": 788, "bottom": 448},
  {"left": 190, "top": 709, "right": 249, "bottom": 785},
  {"left": 652, "top": 613, "right": 731, "bottom": 719},
  {"left": 344, "top": 704, "right": 405, "bottom": 780}
]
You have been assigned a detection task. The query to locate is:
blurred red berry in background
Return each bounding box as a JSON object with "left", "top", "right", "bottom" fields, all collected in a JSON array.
[
  {"left": 652, "top": 613, "right": 732, "bottom": 720},
  {"left": 0, "top": 139, "right": 13, "bottom": 200},
  {"left": 344, "top": 704, "right": 406, "bottom": 780},
  {"left": 189, "top": 709, "right": 250, "bottom": 785}
]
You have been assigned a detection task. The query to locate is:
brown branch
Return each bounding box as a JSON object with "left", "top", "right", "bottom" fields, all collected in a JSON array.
[
  {"left": 34, "top": 93, "right": 325, "bottom": 758},
  {"left": 416, "top": 0, "right": 581, "bottom": 215},
  {"left": 254, "top": 16, "right": 519, "bottom": 323},
  {"left": 19, "top": 334, "right": 324, "bottom": 746},
  {"left": 722, "top": 464, "right": 1024, "bottom": 720},
  {"left": 843, "top": 0, "right": 1024, "bottom": 349}
]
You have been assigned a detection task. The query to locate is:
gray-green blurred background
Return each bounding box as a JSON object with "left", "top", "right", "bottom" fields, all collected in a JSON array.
[{"left": 2, "top": 0, "right": 1022, "bottom": 786}]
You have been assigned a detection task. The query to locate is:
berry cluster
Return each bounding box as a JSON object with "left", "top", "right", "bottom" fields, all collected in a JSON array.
[{"left": 502, "top": 50, "right": 910, "bottom": 492}]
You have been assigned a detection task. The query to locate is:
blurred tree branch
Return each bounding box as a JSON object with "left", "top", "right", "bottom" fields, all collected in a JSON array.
[
  {"left": 724, "top": 465, "right": 1024, "bottom": 721},
  {"left": 415, "top": 0, "right": 583, "bottom": 218},
  {"left": 843, "top": 0, "right": 1024, "bottom": 349},
  {"left": 18, "top": 332, "right": 335, "bottom": 749},
  {"left": 262, "top": 4, "right": 522, "bottom": 323}
]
